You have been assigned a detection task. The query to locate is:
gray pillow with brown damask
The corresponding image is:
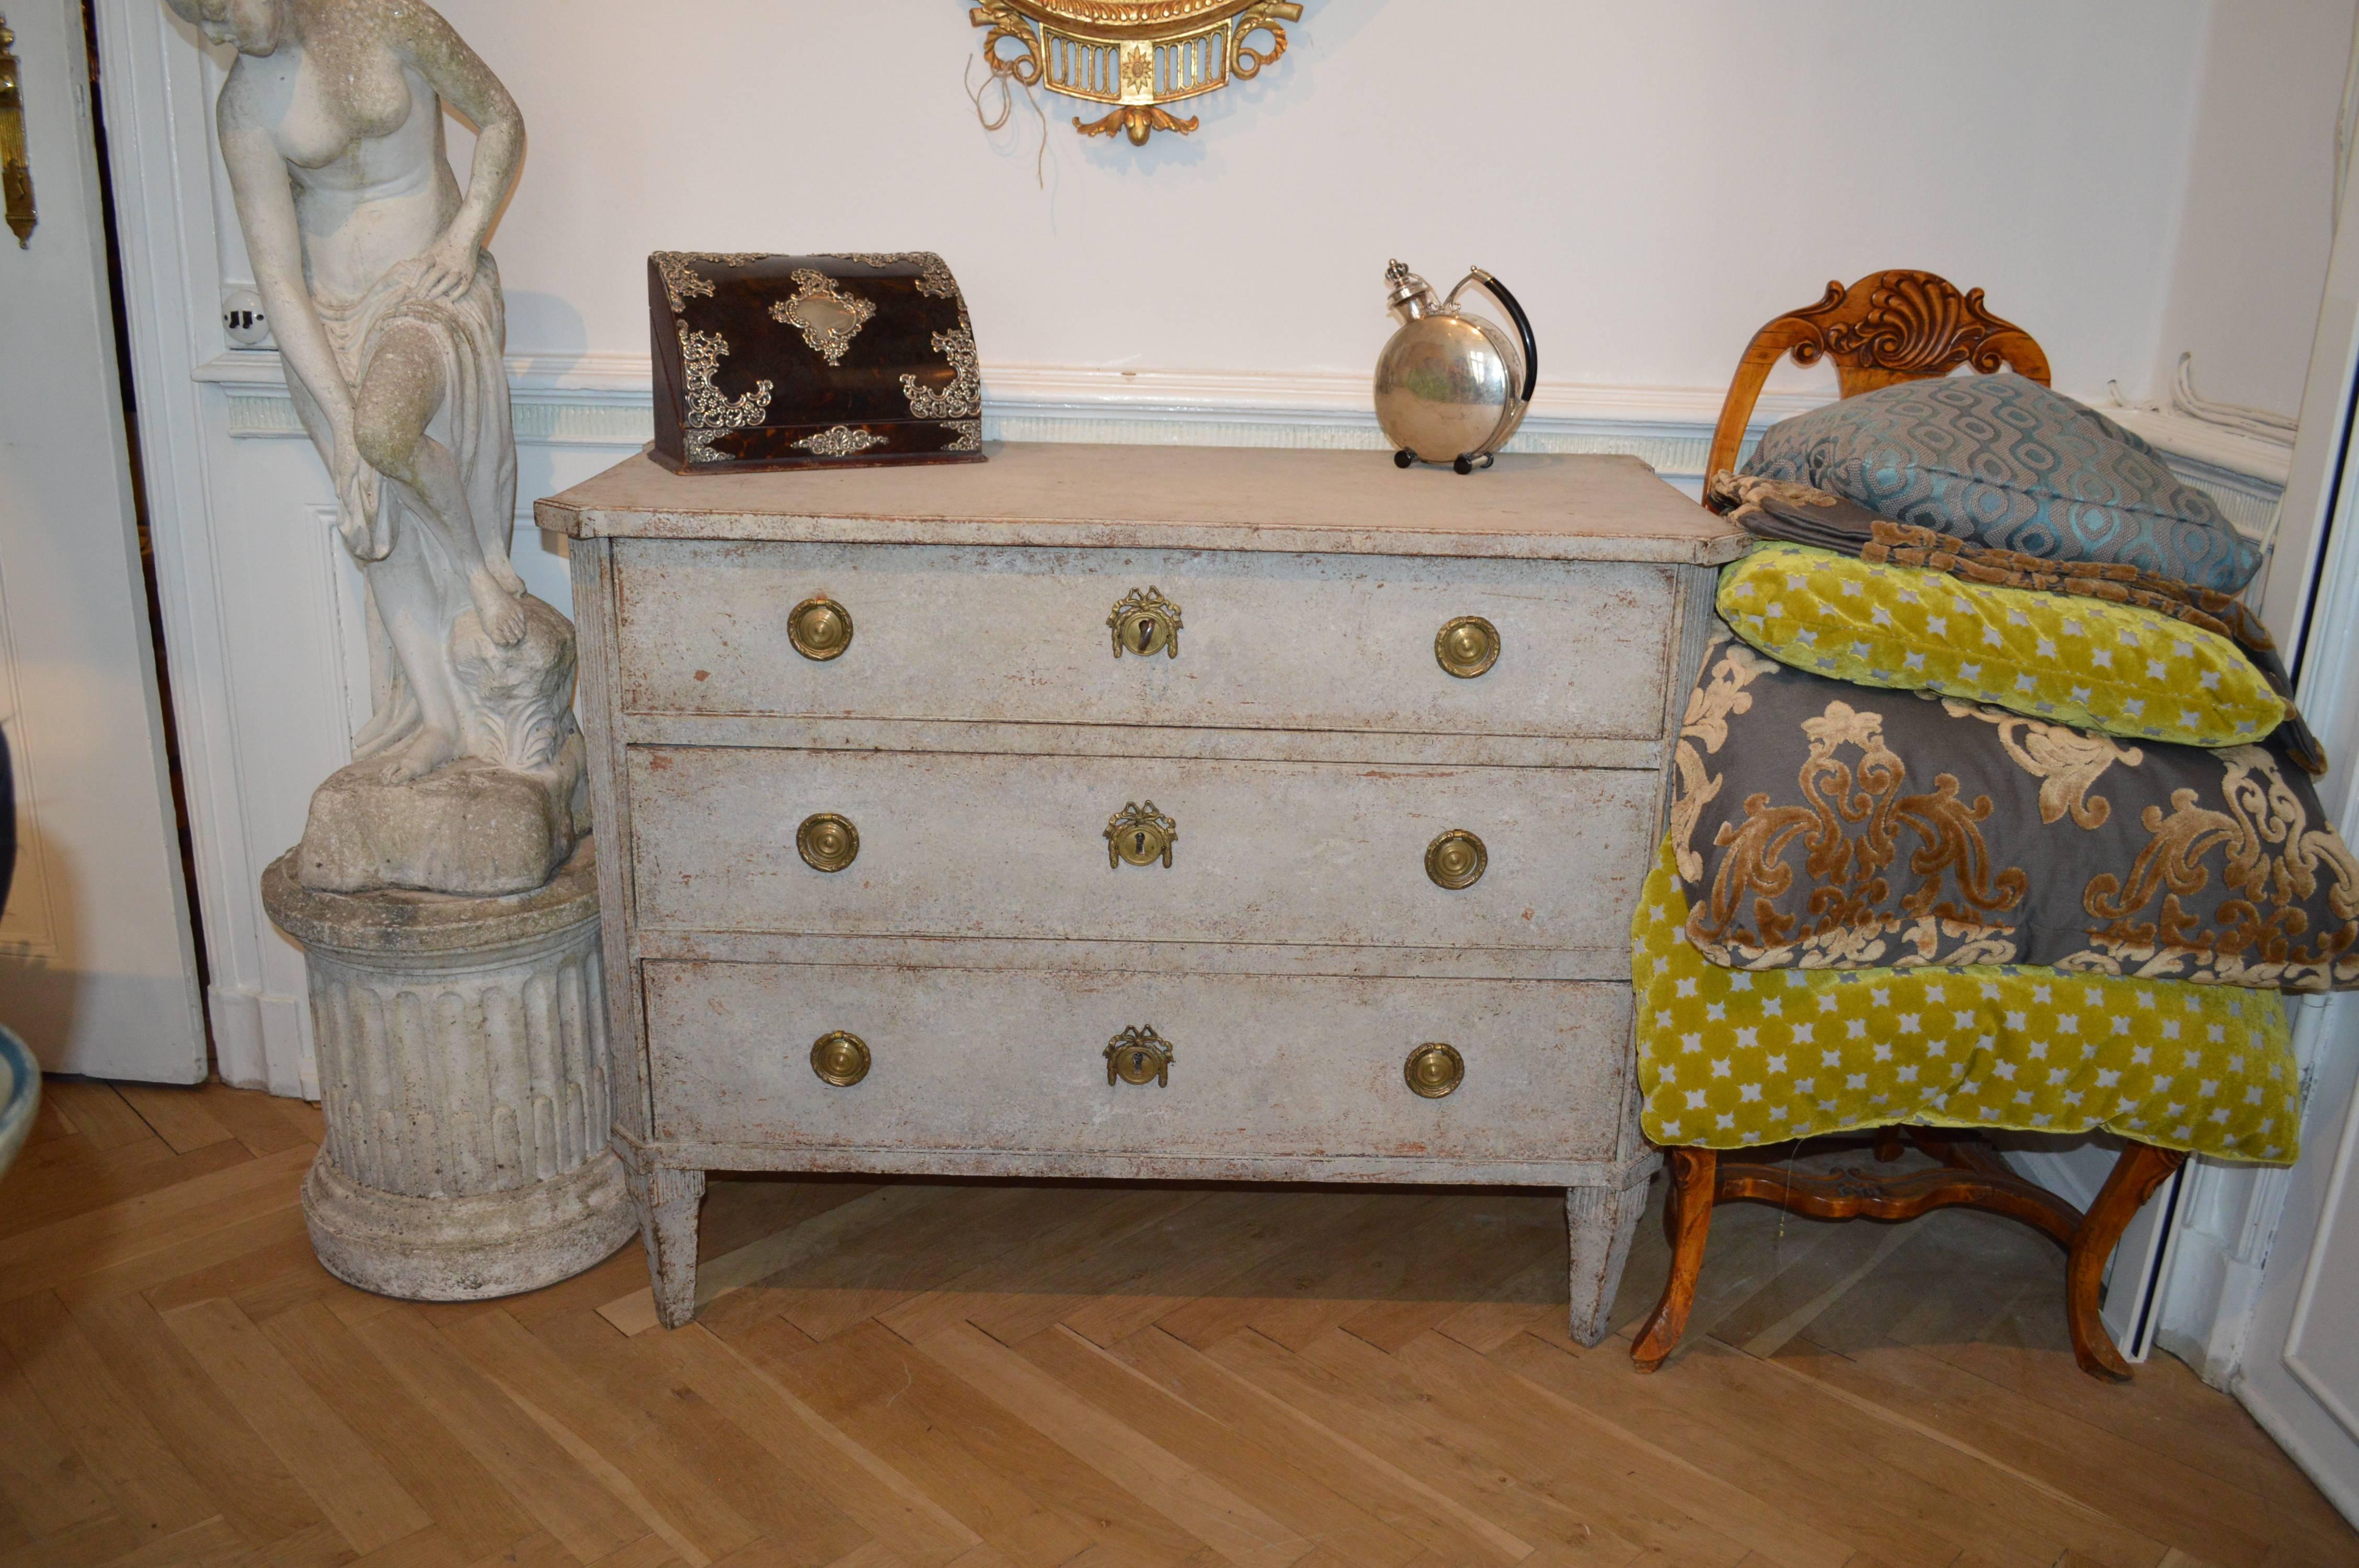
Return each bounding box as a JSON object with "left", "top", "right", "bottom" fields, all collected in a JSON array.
[{"left": 1672, "top": 632, "right": 2358, "bottom": 991}]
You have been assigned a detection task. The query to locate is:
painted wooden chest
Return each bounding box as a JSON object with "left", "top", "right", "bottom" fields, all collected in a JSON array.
[{"left": 536, "top": 442, "right": 1747, "bottom": 1333}]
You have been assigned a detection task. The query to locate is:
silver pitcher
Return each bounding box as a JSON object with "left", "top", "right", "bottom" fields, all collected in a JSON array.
[{"left": 1373, "top": 259, "right": 1537, "bottom": 474}]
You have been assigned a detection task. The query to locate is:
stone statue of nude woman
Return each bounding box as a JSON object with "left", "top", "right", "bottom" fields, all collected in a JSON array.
[{"left": 171, "top": 0, "right": 586, "bottom": 895}]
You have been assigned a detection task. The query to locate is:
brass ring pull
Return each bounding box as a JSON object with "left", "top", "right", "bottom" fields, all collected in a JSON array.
[
  {"left": 810, "top": 1031, "right": 872, "bottom": 1087},
  {"left": 1106, "top": 801, "right": 1177, "bottom": 868},
  {"left": 796, "top": 813, "right": 860, "bottom": 873},
  {"left": 1425, "top": 829, "right": 1487, "bottom": 890},
  {"left": 788, "top": 596, "right": 854, "bottom": 661},
  {"left": 1435, "top": 616, "right": 1500, "bottom": 678},
  {"left": 1106, "top": 1025, "right": 1174, "bottom": 1087},
  {"left": 1404, "top": 1042, "right": 1464, "bottom": 1099},
  {"left": 1109, "top": 587, "right": 1182, "bottom": 659}
]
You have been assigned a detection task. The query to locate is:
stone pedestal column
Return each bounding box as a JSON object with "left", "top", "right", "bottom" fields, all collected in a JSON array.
[{"left": 261, "top": 840, "right": 636, "bottom": 1300}]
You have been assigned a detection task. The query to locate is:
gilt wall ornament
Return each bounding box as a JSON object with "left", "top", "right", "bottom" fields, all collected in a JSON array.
[{"left": 969, "top": 0, "right": 1303, "bottom": 144}]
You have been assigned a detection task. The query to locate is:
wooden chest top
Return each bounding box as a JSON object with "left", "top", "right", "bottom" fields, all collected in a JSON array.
[{"left": 537, "top": 443, "right": 1748, "bottom": 564}]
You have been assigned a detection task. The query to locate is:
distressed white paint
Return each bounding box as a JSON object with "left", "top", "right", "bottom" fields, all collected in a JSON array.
[
  {"left": 627, "top": 745, "right": 1654, "bottom": 965},
  {"left": 568, "top": 445, "right": 1728, "bottom": 1332},
  {"left": 645, "top": 961, "right": 1633, "bottom": 1170},
  {"left": 616, "top": 543, "right": 1678, "bottom": 741}
]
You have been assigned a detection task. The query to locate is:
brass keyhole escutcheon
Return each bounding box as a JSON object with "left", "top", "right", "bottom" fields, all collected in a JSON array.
[
  {"left": 810, "top": 1031, "right": 872, "bottom": 1087},
  {"left": 1425, "top": 828, "right": 1487, "bottom": 890},
  {"left": 1435, "top": 616, "right": 1500, "bottom": 679},
  {"left": 1105, "top": 1025, "right": 1174, "bottom": 1087},
  {"left": 788, "top": 596, "right": 854, "bottom": 661},
  {"left": 796, "top": 813, "right": 860, "bottom": 873},
  {"left": 1106, "top": 801, "right": 1177, "bottom": 868},
  {"left": 1404, "top": 1042, "right": 1464, "bottom": 1099},
  {"left": 1109, "top": 586, "right": 1183, "bottom": 660}
]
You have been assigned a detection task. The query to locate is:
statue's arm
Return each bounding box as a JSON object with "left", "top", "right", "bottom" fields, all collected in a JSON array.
[
  {"left": 397, "top": 6, "right": 523, "bottom": 302},
  {"left": 216, "top": 110, "right": 352, "bottom": 434}
]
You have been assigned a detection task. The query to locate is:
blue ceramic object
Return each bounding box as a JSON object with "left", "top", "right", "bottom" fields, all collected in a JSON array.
[{"left": 0, "top": 1025, "right": 38, "bottom": 1183}]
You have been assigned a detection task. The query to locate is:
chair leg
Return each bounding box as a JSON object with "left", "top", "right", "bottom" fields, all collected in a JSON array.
[
  {"left": 1632, "top": 1148, "right": 1717, "bottom": 1373},
  {"left": 2065, "top": 1140, "right": 2186, "bottom": 1381}
]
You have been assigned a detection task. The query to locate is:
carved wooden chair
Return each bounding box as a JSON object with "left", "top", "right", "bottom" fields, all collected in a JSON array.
[{"left": 1638, "top": 271, "right": 2182, "bottom": 1382}]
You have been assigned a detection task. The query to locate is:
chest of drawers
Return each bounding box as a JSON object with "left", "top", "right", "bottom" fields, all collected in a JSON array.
[{"left": 538, "top": 442, "right": 1746, "bottom": 1337}]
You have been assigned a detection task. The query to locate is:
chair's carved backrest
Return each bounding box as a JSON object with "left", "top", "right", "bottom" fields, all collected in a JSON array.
[{"left": 1705, "top": 269, "right": 2053, "bottom": 479}]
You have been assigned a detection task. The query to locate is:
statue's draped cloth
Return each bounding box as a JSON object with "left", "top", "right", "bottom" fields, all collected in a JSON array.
[
  {"left": 291, "top": 253, "right": 518, "bottom": 758},
  {"left": 309, "top": 252, "right": 516, "bottom": 564}
]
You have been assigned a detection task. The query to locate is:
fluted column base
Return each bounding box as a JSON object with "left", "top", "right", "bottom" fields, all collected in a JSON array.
[
  {"left": 301, "top": 1144, "right": 636, "bottom": 1300},
  {"left": 263, "top": 838, "right": 634, "bottom": 1301}
]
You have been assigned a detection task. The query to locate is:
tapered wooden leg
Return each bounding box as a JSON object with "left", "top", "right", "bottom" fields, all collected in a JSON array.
[
  {"left": 1566, "top": 1160, "right": 1656, "bottom": 1348},
  {"left": 2066, "top": 1141, "right": 2185, "bottom": 1381},
  {"left": 1632, "top": 1147, "right": 1716, "bottom": 1372},
  {"left": 628, "top": 1165, "right": 706, "bottom": 1329},
  {"left": 1873, "top": 1126, "right": 1905, "bottom": 1163}
]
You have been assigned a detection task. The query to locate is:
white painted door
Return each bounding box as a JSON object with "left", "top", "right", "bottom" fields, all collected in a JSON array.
[
  {"left": 2227, "top": 470, "right": 2359, "bottom": 1525},
  {"left": 0, "top": 0, "right": 203, "bottom": 1080},
  {"left": 2189, "top": 71, "right": 2359, "bottom": 1518}
]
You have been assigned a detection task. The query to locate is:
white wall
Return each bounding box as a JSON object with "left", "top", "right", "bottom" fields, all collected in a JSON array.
[
  {"left": 2149, "top": 0, "right": 2357, "bottom": 418},
  {"left": 377, "top": 0, "right": 2220, "bottom": 398}
]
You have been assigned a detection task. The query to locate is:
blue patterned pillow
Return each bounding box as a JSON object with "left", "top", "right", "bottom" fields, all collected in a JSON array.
[{"left": 1743, "top": 372, "right": 2261, "bottom": 592}]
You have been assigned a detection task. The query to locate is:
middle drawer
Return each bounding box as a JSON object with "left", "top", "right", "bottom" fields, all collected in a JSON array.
[{"left": 627, "top": 746, "right": 1651, "bottom": 965}]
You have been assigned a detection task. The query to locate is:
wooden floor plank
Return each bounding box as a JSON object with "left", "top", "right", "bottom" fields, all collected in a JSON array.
[
  {"left": 917, "top": 1319, "right": 1309, "bottom": 1568},
  {"left": 1213, "top": 1325, "right": 1660, "bottom": 1565},
  {"left": 743, "top": 1320, "right": 1109, "bottom": 1568},
  {"left": 1010, "top": 1323, "right": 1431, "bottom": 1568},
  {"left": 0, "top": 1084, "right": 2347, "bottom": 1568},
  {"left": 1769, "top": 1338, "right": 2271, "bottom": 1568},
  {"left": 0, "top": 1335, "right": 113, "bottom": 1539},
  {"left": 1333, "top": 1192, "right": 1563, "bottom": 1353},
  {"left": 441, "top": 1308, "right": 765, "bottom": 1565},
  {"left": 0, "top": 1137, "right": 253, "bottom": 1247},
  {"left": 650, "top": 1324, "right": 980, "bottom": 1568},
  {"left": 0, "top": 1514, "right": 145, "bottom": 1568},
  {"left": 0, "top": 1145, "right": 313, "bottom": 1306},
  {"left": 347, "top": 1307, "right": 646, "bottom": 1565},
  {"left": 525, "top": 1306, "right": 877, "bottom": 1568},
  {"left": 113, "top": 1084, "right": 236, "bottom": 1156},
  {"left": 1490, "top": 1331, "right": 2052, "bottom": 1568},
  {"left": 873, "top": 1187, "right": 1212, "bottom": 1349},
  {"left": 1390, "top": 1329, "right": 1851, "bottom": 1568},
  {"left": 1148, "top": 1193, "right": 1441, "bottom": 1351},
  {"left": 190, "top": 1081, "right": 317, "bottom": 1159},
  {"left": 262, "top": 1300, "right": 540, "bottom": 1564},
  {"left": 38, "top": 1081, "right": 158, "bottom": 1154},
  {"left": 0, "top": 1294, "right": 218, "bottom": 1538},
  {"left": 65, "top": 1292, "right": 328, "bottom": 1552},
  {"left": 1107, "top": 1325, "right": 1535, "bottom": 1566},
  {"left": 163, "top": 1298, "right": 432, "bottom": 1557}
]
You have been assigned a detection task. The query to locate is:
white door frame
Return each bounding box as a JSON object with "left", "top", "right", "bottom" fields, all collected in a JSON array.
[
  {"left": 91, "top": 0, "right": 333, "bottom": 1096},
  {"left": 2148, "top": 71, "right": 2359, "bottom": 1519}
]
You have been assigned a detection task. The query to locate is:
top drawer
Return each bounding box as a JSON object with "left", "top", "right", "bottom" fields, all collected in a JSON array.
[{"left": 614, "top": 541, "right": 1677, "bottom": 740}]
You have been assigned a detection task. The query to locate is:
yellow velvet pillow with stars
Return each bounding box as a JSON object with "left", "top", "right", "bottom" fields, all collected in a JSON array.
[
  {"left": 1717, "top": 540, "right": 2284, "bottom": 747},
  {"left": 1632, "top": 836, "right": 2298, "bottom": 1163}
]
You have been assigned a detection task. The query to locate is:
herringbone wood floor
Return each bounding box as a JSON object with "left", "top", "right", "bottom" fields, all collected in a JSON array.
[{"left": 2, "top": 1077, "right": 2353, "bottom": 1568}]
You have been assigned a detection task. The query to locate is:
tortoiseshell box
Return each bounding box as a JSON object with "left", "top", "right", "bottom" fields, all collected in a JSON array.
[{"left": 647, "top": 251, "right": 983, "bottom": 474}]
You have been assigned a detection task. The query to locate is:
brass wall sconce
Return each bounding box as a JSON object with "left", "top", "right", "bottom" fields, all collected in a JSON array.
[{"left": 968, "top": 0, "right": 1303, "bottom": 145}]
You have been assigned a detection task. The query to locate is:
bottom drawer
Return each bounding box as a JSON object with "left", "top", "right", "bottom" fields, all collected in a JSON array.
[{"left": 644, "top": 960, "right": 1632, "bottom": 1166}]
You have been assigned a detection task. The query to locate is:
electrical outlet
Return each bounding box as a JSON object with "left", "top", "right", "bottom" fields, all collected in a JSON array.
[{"left": 222, "top": 288, "right": 272, "bottom": 349}]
